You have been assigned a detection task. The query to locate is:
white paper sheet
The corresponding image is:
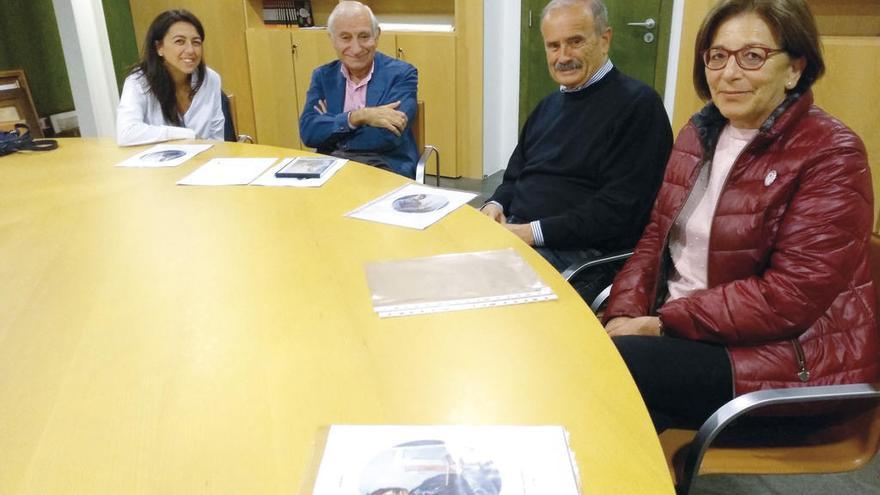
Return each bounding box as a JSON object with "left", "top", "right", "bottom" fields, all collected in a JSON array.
[
  {"left": 365, "top": 248, "right": 557, "bottom": 317},
  {"left": 250, "top": 156, "right": 347, "bottom": 187},
  {"left": 346, "top": 183, "right": 477, "bottom": 230},
  {"left": 115, "top": 144, "right": 213, "bottom": 168},
  {"left": 311, "top": 425, "right": 581, "bottom": 495},
  {"left": 176, "top": 157, "right": 278, "bottom": 186}
]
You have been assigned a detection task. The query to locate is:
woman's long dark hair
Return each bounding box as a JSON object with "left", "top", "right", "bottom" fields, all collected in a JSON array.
[{"left": 131, "top": 9, "right": 207, "bottom": 126}]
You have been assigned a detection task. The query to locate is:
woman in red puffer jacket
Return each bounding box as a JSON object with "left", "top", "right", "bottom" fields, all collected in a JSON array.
[{"left": 602, "top": 0, "right": 879, "bottom": 431}]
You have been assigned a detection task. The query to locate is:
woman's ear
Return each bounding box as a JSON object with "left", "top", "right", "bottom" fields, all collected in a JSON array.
[
  {"left": 786, "top": 56, "right": 806, "bottom": 90},
  {"left": 155, "top": 41, "right": 163, "bottom": 58}
]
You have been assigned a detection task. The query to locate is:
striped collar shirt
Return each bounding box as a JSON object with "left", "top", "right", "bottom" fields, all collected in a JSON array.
[{"left": 559, "top": 59, "right": 614, "bottom": 94}]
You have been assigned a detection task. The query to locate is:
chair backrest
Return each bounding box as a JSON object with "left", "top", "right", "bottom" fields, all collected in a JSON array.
[
  {"left": 220, "top": 91, "right": 254, "bottom": 144},
  {"left": 220, "top": 91, "right": 237, "bottom": 142},
  {"left": 0, "top": 69, "right": 42, "bottom": 138}
]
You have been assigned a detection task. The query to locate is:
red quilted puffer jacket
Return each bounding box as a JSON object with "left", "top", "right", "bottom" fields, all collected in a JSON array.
[{"left": 604, "top": 91, "right": 879, "bottom": 396}]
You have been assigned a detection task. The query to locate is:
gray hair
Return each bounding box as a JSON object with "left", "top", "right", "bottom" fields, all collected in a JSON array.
[
  {"left": 541, "top": 0, "right": 609, "bottom": 35},
  {"left": 327, "top": 1, "right": 380, "bottom": 37}
]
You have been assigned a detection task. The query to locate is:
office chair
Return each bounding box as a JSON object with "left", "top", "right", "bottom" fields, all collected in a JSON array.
[
  {"left": 412, "top": 100, "right": 440, "bottom": 186},
  {"left": 220, "top": 91, "right": 255, "bottom": 144},
  {"left": 661, "top": 233, "right": 880, "bottom": 494},
  {"left": 0, "top": 69, "right": 43, "bottom": 138},
  {"left": 576, "top": 236, "right": 880, "bottom": 495}
]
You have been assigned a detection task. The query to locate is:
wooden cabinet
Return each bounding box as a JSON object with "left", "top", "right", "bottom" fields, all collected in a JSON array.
[
  {"left": 245, "top": 29, "right": 299, "bottom": 149},
  {"left": 395, "top": 33, "right": 456, "bottom": 178}
]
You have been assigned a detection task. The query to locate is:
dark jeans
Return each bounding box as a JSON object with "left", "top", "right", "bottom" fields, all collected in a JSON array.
[
  {"left": 507, "top": 215, "right": 619, "bottom": 305},
  {"left": 613, "top": 335, "right": 734, "bottom": 433}
]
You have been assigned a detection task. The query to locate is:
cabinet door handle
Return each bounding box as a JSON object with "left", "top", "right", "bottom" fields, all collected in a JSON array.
[
  {"left": 291, "top": 43, "right": 298, "bottom": 55},
  {"left": 397, "top": 47, "right": 404, "bottom": 59}
]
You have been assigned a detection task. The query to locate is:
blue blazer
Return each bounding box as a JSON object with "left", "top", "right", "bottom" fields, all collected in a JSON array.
[{"left": 299, "top": 52, "right": 419, "bottom": 178}]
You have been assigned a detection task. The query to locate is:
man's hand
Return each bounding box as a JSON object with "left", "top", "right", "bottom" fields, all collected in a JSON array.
[
  {"left": 505, "top": 223, "right": 535, "bottom": 246},
  {"left": 313, "top": 99, "right": 328, "bottom": 115},
  {"left": 480, "top": 203, "right": 506, "bottom": 224},
  {"left": 349, "top": 101, "right": 408, "bottom": 136},
  {"left": 605, "top": 316, "right": 662, "bottom": 337}
]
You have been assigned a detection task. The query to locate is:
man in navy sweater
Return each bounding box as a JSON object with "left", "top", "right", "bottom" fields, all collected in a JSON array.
[{"left": 481, "top": 0, "right": 673, "bottom": 300}]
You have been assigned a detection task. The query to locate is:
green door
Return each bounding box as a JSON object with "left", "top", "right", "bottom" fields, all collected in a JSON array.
[{"left": 519, "top": 0, "right": 672, "bottom": 128}]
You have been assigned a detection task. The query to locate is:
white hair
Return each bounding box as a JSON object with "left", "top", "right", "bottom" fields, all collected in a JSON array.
[
  {"left": 541, "top": 0, "right": 609, "bottom": 35},
  {"left": 327, "top": 1, "right": 379, "bottom": 37}
]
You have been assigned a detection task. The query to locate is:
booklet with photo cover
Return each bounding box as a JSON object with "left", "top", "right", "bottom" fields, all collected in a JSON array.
[
  {"left": 275, "top": 156, "right": 336, "bottom": 179},
  {"left": 306, "top": 425, "right": 581, "bottom": 495}
]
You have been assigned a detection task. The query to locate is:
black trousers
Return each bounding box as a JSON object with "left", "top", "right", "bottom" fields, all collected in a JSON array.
[
  {"left": 612, "top": 335, "right": 734, "bottom": 432},
  {"left": 507, "top": 215, "right": 620, "bottom": 305}
]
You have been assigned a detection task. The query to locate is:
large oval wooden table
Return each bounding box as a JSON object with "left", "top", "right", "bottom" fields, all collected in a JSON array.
[{"left": 0, "top": 139, "right": 674, "bottom": 494}]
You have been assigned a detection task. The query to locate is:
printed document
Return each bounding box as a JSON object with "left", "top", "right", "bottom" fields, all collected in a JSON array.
[
  {"left": 176, "top": 157, "right": 278, "bottom": 186},
  {"left": 311, "top": 425, "right": 581, "bottom": 495},
  {"left": 346, "top": 183, "right": 477, "bottom": 230},
  {"left": 115, "top": 144, "right": 213, "bottom": 168}
]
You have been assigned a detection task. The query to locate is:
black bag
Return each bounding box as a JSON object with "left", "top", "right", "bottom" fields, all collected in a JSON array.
[{"left": 0, "top": 124, "right": 58, "bottom": 156}]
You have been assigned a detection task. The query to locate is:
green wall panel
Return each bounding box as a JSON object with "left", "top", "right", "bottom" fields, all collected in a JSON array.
[
  {"left": 0, "top": 0, "right": 74, "bottom": 117},
  {"left": 0, "top": 0, "right": 138, "bottom": 120},
  {"left": 103, "top": 0, "right": 139, "bottom": 88}
]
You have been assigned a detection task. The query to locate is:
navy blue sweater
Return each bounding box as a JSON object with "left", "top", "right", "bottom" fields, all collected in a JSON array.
[{"left": 489, "top": 68, "right": 673, "bottom": 250}]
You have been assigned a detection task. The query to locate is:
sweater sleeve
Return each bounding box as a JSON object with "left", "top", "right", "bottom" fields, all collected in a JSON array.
[
  {"left": 538, "top": 90, "right": 673, "bottom": 249},
  {"left": 659, "top": 137, "right": 873, "bottom": 344}
]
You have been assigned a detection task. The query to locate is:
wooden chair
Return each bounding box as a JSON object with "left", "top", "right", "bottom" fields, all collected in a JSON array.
[
  {"left": 220, "top": 91, "right": 254, "bottom": 144},
  {"left": 412, "top": 100, "right": 439, "bottom": 186},
  {"left": 662, "top": 233, "right": 880, "bottom": 494},
  {"left": 0, "top": 69, "right": 43, "bottom": 138}
]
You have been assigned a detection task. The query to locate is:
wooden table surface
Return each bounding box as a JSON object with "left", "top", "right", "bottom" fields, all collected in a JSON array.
[{"left": 0, "top": 139, "right": 674, "bottom": 494}]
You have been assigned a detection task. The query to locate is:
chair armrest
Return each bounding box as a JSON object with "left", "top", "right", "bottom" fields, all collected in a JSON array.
[
  {"left": 561, "top": 250, "right": 633, "bottom": 282},
  {"left": 678, "top": 383, "right": 880, "bottom": 495},
  {"left": 237, "top": 134, "right": 255, "bottom": 144},
  {"left": 415, "top": 145, "right": 439, "bottom": 186},
  {"left": 561, "top": 250, "right": 632, "bottom": 312}
]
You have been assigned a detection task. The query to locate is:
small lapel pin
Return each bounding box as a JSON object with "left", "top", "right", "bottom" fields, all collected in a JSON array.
[{"left": 764, "top": 170, "right": 777, "bottom": 187}]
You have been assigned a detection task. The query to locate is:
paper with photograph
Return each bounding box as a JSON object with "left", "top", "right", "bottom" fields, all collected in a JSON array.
[
  {"left": 365, "top": 248, "right": 557, "bottom": 317},
  {"left": 115, "top": 144, "right": 213, "bottom": 168},
  {"left": 176, "top": 157, "right": 278, "bottom": 186},
  {"left": 346, "top": 184, "right": 477, "bottom": 230},
  {"left": 311, "top": 425, "right": 581, "bottom": 495},
  {"left": 250, "top": 156, "right": 347, "bottom": 188}
]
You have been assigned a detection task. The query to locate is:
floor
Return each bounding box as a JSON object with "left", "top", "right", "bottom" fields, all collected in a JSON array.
[{"left": 428, "top": 170, "right": 880, "bottom": 495}]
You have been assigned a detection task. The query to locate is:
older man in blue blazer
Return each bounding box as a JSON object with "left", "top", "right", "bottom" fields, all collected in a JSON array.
[{"left": 299, "top": 1, "right": 419, "bottom": 178}]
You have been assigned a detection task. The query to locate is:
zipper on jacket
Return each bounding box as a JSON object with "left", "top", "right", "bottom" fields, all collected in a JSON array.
[
  {"left": 648, "top": 160, "right": 707, "bottom": 313},
  {"left": 790, "top": 339, "right": 811, "bottom": 382},
  {"left": 702, "top": 132, "right": 759, "bottom": 286}
]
